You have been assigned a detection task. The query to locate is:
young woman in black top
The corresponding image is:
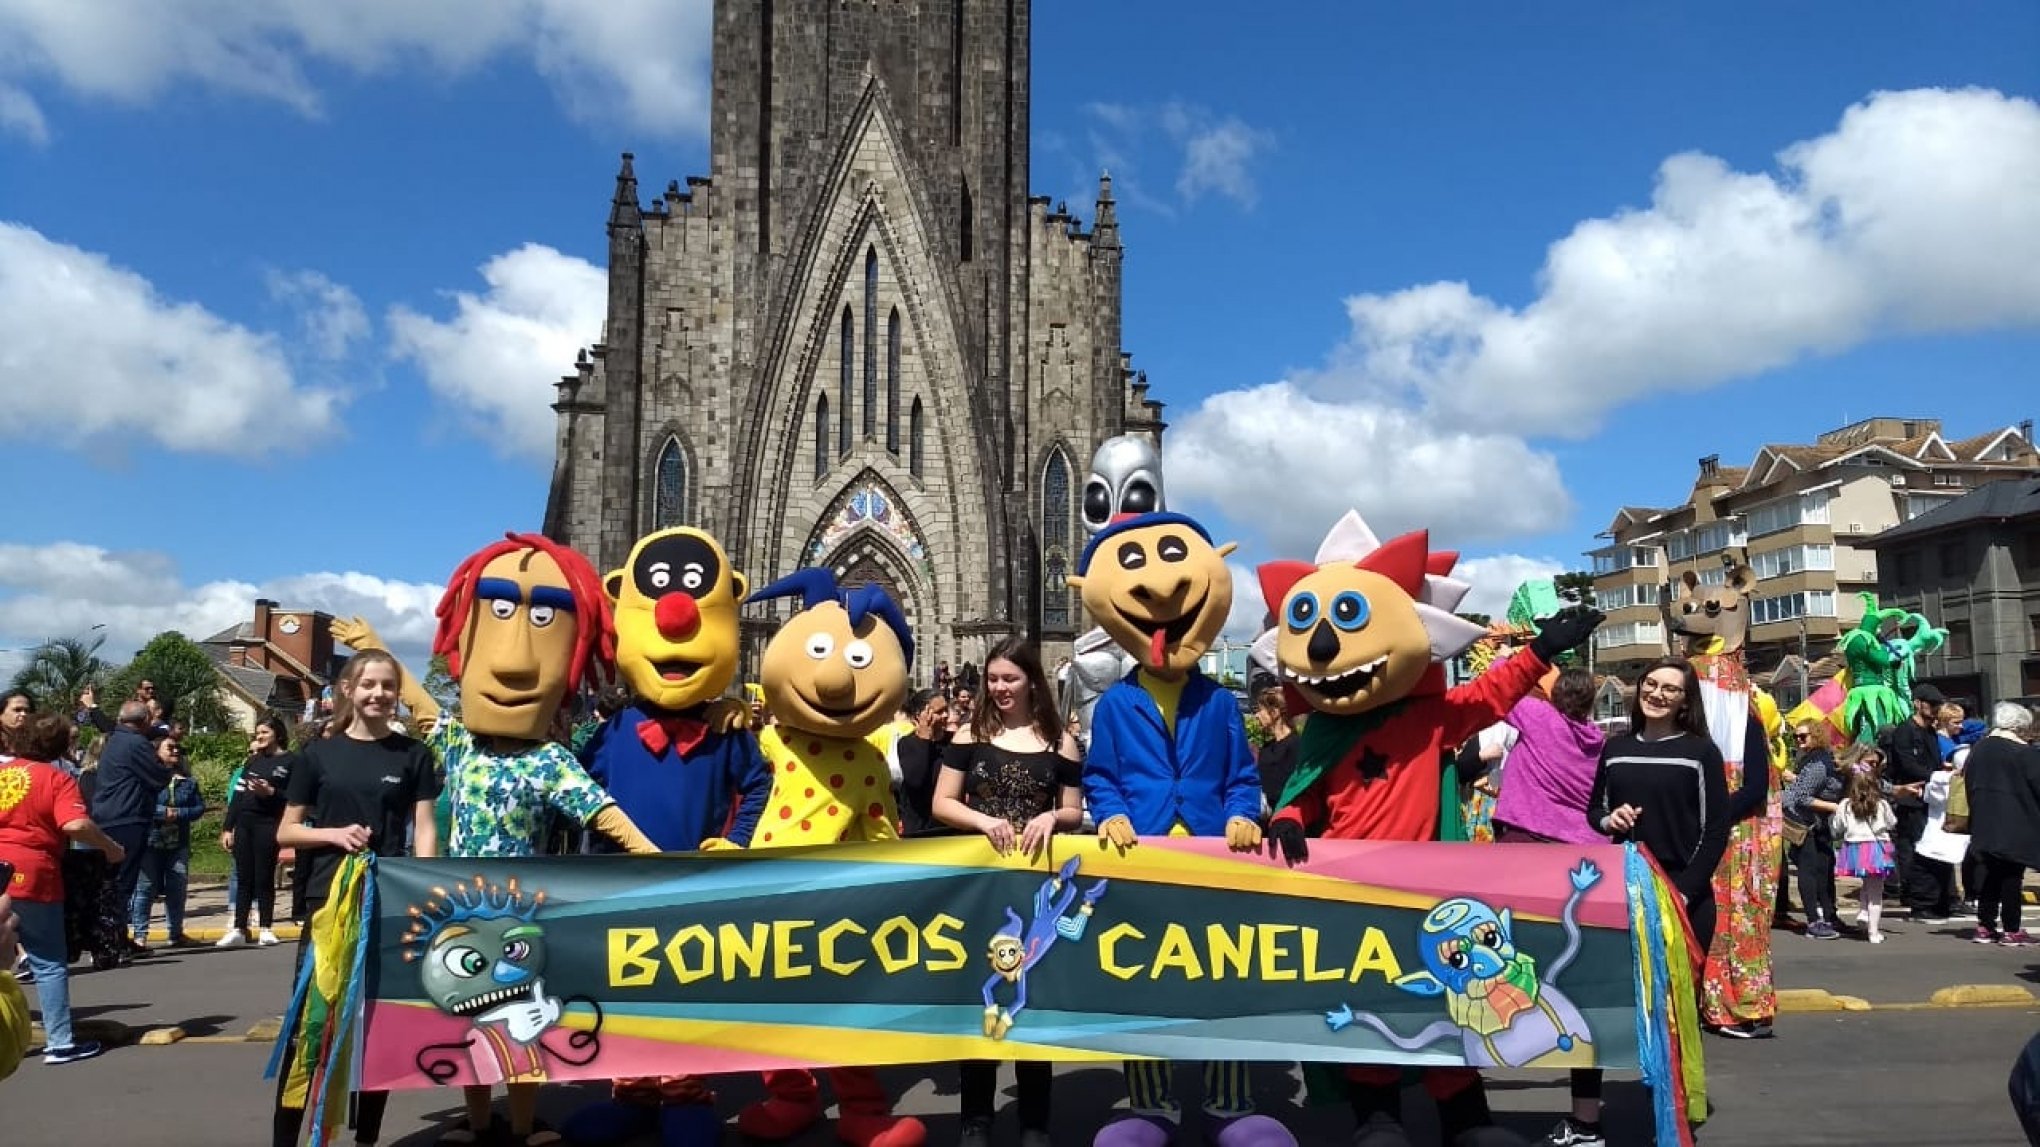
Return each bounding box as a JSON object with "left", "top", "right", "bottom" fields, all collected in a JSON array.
[
  {"left": 1548, "top": 657, "right": 1730, "bottom": 1147},
  {"left": 220, "top": 715, "right": 294, "bottom": 948},
  {"left": 933, "top": 639, "right": 1081, "bottom": 1147},
  {"left": 893, "top": 688, "right": 952, "bottom": 836},
  {"left": 272, "top": 651, "right": 441, "bottom": 1147}
]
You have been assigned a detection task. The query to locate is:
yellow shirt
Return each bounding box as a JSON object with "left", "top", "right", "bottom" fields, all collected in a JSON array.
[
  {"left": 753, "top": 726, "right": 901, "bottom": 848},
  {"left": 1137, "top": 670, "right": 1185, "bottom": 736},
  {"left": 0, "top": 972, "right": 29, "bottom": 1082}
]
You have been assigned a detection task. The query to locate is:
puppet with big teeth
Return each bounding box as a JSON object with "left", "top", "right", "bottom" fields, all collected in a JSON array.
[
  {"left": 1255, "top": 511, "right": 1602, "bottom": 1147},
  {"left": 1070, "top": 511, "right": 1296, "bottom": 1147},
  {"left": 722, "top": 568, "right": 924, "bottom": 1147}
]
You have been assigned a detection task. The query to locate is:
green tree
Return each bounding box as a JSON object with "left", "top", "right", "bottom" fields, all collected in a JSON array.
[
  {"left": 106, "top": 632, "right": 231, "bottom": 732},
  {"left": 7, "top": 632, "right": 109, "bottom": 711},
  {"left": 1553, "top": 571, "right": 1598, "bottom": 608},
  {"left": 424, "top": 653, "right": 461, "bottom": 714}
]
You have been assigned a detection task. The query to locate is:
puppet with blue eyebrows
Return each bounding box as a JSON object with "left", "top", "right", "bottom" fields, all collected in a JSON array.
[{"left": 716, "top": 566, "right": 928, "bottom": 1147}]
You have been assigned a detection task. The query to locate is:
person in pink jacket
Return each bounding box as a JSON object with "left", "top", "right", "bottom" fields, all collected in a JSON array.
[{"left": 1491, "top": 667, "right": 1605, "bottom": 846}]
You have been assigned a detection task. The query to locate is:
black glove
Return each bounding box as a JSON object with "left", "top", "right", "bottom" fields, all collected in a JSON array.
[
  {"left": 1531, "top": 605, "right": 1605, "bottom": 662},
  {"left": 1267, "top": 819, "right": 1310, "bottom": 865}
]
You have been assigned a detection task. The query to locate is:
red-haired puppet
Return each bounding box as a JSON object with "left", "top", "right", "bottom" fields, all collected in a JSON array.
[
  {"left": 1255, "top": 511, "right": 1602, "bottom": 1147},
  {"left": 334, "top": 532, "right": 658, "bottom": 1147}
]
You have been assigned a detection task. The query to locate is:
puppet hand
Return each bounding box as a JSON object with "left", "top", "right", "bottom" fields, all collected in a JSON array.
[
  {"left": 330, "top": 616, "right": 383, "bottom": 652},
  {"left": 1266, "top": 819, "right": 1309, "bottom": 865},
  {"left": 1097, "top": 816, "right": 1137, "bottom": 851},
  {"left": 1531, "top": 606, "right": 1605, "bottom": 661},
  {"left": 410, "top": 710, "right": 439, "bottom": 739},
  {"left": 1225, "top": 817, "right": 1263, "bottom": 852},
  {"left": 698, "top": 837, "right": 737, "bottom": 852},
  {"left": 704, "top": 698, "right": 753, "bottom": 733}
]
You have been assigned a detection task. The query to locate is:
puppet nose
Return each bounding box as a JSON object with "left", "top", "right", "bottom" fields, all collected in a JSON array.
[
  {"left": 654, "top": 594, "right": 700, "bottom": 639},
  {"left": 1307, "top": 620, "right": 1341, "bottom": 666}
]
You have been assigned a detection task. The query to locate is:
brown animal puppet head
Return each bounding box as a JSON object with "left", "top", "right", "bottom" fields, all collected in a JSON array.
[{"left": 1664, "top": 562, "right": 1757, "bottom": 656}]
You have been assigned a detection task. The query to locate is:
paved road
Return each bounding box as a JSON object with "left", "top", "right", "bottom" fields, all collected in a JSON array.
[{"left": 8, "top": 910, "right": 2037, "bottom": 1146}]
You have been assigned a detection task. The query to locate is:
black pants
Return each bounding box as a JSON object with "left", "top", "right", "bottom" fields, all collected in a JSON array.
[
  {"left": 1775, "top": 838, "right": 1795, "bottom": 918},
  {"left": 234, "top": 816, "right": 282, "bottom": 930},
  {"left": 104, "top": 824, "right": 151, "bottom": 933},
  {"left": 1791, "top": 828, "right": 1838, "bottom": 924},
  {"left": 961, "top": 1059, "right": 1051, "bottom": 1130},
  {"left": 290, "top": 849, "right": 313, "bottom": 923},
  {"left": 1978, "top": 853, "right": 2028, "bottom": 935},
  {"left": 1962, "top": 845, "right": 1983, "bottom": 903},
  {"left": 273, "top": 915, "right": 388, "bottom": 1146},
  {"left": 1911, "top": 856, "right": 1956, "bottom": 916},
  {"left": 1892, "top": 803, "right": 1926, "bottom": 901}
]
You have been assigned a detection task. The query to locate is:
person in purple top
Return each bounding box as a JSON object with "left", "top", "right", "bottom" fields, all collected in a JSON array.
[{"left": 1491, "top": 667, "right": 1605, "bottom": 846}]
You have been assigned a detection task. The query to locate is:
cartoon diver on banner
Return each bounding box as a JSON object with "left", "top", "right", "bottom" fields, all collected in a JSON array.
[
  {"left": 1326, "top": 860, "right": 1601, "bottom": 1069},
  {"left": 406, "top": 877, "right": 601, "bottom": 1088},
  {"left": 982, "top": 856, "right": 1109, "bottom": 1040}
]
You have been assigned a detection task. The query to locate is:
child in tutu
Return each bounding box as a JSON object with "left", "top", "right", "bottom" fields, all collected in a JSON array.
[{"left": 1830, "top": 743, "right": 1898, "bottom": 943}]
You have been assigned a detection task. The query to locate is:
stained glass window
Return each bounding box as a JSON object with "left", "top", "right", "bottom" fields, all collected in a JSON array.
[
  {"left": 1042, "top": 448, "right": 1073, "bottom": 630},
  {"left": 863, "top": 247, "right": 878, "bottom": 438},
  {"left": 886, "top": 308, "right": 902, "bottom": 454},
  {"left": 909, "top": 397, "right": 925, "bottom": 478},
  {"left": 838, "top": 307, "right": 852, "bottom": 456},
  {"left": 815, "top": 396, "right": 830, "bottom": 480},
  {"left": 654, "top": 437, "right": 685, "bottom": 527}
]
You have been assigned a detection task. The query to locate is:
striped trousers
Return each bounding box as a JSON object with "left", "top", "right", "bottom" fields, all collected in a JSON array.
[{"left": 1123, "top": 1059, "right": 1256, "bottom": 1118}]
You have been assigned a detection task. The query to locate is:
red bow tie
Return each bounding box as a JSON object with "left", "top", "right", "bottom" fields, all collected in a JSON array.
[{"left": 637, "top": 715, "right": 708, "bottom": 757}]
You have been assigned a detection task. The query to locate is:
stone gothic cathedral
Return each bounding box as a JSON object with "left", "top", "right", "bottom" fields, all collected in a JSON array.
[{"left": 543, "top": 0, "right": 1163, "bottom": 676}]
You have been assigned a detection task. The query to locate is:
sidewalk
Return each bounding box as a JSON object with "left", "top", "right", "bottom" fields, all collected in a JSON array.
[{"left": 140, "top": 880, "right": 302, "bottom": 944}]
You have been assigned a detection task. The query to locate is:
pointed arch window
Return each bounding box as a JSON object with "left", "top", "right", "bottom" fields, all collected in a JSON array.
[
  {"left": 960, "top": 178, "right": 973, "bottom": 262},
  {"left": 1041, "top": 447, "right": 1075, "bottom": 630},
  {"left": 886, "top": 308, "right": 902, "bottom": 454},
  {"left": 838, "top": 307, "right": 853, "bottom": 456},
  {"left": 863, "top": 247, "right": 878, "bottom": 439},
  {"left": 909, "top": 397, "right": 925, "bottom": 478},
  {"left": 654, "top": 437, "right": 686, "bottom": 528},
  {"left": 815, "top": 396, "right": 830, "bottom": 480}
]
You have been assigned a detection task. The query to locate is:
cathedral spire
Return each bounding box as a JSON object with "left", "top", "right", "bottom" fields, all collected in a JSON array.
[
  {"left": 609, "top": 151, "right": 643, "bottom": 232},
  {"left": 1093, "top": 170, "right": 1119, "bottom": 250}
]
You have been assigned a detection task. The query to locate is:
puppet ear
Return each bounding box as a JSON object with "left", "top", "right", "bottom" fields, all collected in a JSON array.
[
  {"left": 1498, "top": 908, "right": 1514, "bottom": 936},
  {"left": 1729, "top": 563, "right": 1756, "bottom": 593},
  {"left": 732, "top": 571, "right": 750, "bottom": 601},
  {"left": 604, "top": 570, "right": 625, "bottom": 600},
  {"left": 1679, "top": 570, "right": 1700, "bottom": 593},
  {"left": 1215, "top": 541, "right": 1238, "bottom": 559},
  {"left": 1394, "top": 971, "right": 1446, "bottom": 998},
  {"left": 1065, "top": 573, "right": 1086, "bottom": 591}
]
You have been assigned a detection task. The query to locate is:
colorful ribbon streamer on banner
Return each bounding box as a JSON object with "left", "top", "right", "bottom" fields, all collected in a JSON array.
[
  {"left": 1625, "top": 844, "right": 1706, "bottom": 1147},
  {"left": 267, "top": 852, "right": 377, "bottom": 1145}
]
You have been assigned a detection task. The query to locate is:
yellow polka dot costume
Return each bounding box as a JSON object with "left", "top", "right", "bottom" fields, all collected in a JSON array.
[{"left": 752, "top": 727, "right": 898, "bottom": 847}]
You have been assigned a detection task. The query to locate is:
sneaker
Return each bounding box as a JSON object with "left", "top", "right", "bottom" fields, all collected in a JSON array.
[
  {"left": 1869, "top": 931, "right": 1886, "bottom": 944},
  {"left": 2001, "top": 931, "right": 2037, "bottom": 948},
  {"left": 1913, "top": 911, "right": 1952, "bottom": 924},
  {"left": 1957, "top": 900, "right": 1980, "bottom": 917},
  {"left": 1713, "top": 1021, "right": 1772, "bottom": 1039},
  {"left": 958, "top": 1117, "right": 994, "bottom": 1147},
  {"left": 43, "top": 1041, "right": 105, "bottom": 1066},
  {"left": 215, "top": 929, "right": 247, "bottom": 949},
  {"left": 1972, "top": 926, "right": 2000, "bottom": 945},
  {"left": 1808, "top": 921, "right": 1840, "bottom": 940},
  {"left": 257, "top": 929, "right": 281, "bottom": 947},
  {"left": 1537, "top": 1116, "right": 1606, "bottom": 1146}
]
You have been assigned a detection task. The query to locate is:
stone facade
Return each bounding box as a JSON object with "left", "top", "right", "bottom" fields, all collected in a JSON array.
[{"left": 543, "top": 0, "right": 1162, "bottom": 680}]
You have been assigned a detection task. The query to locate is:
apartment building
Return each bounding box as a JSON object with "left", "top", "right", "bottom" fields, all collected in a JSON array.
[{"left": 1589, "top": 417, "right": 2039, "bottom": 682}]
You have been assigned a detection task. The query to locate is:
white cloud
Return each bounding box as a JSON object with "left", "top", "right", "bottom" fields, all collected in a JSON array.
[
  {"left": 388, "top": 243, "right": 607, "bottom": 460},
  {"left": 1078, "top": 101, "right": 1274, "bottom": 213},
  {"left": 1221, "top": 560, "right": 1268, "bottom": 642},
  {"left": 1453, "top": 555, "right": 1568, "bottom": 621},
  {"left": 266, "top": 269, "right": 369, "bottom": 361},
  {"left": 1323, "top": 87, "right": 2040, "bottom": 438},
  {"left": 0, "top": 541, "right": 441, "bottom": 677},
  {"left": 0, "top": 222, "right": 343, "bottom": 456},
  {"left": 1167, "top": 382, "right": 1572, "bottom": 559},
  {"left": 0, "top": 81, "right": 46, "bottom": 143},
  {"left": 0, "top": 0, "right": 713, "bottom": 138}
]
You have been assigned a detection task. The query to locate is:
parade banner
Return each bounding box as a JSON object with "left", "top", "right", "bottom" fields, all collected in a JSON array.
[{"left": 349, "top": 838, "right": 1690, "bottom": 1093}]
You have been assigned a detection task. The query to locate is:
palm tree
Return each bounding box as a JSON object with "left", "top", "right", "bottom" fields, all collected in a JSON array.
[{"left": 7, "top": 632, "right": 109, "bottom": 711}]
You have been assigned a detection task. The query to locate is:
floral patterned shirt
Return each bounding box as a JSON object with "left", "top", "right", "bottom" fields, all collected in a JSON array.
[{"left": 429, "top": 717, "right": 612, "bottom": 859}]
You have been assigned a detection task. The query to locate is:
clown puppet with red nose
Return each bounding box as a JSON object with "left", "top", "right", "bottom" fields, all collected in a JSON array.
[{"left": 1069, "top": 510, "right": 1298, "bottom": 1147}]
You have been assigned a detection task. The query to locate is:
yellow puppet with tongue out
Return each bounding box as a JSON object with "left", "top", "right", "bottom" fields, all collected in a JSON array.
[{"left": 1067, "top": 511, "right": 1296, "bottom": 1147}]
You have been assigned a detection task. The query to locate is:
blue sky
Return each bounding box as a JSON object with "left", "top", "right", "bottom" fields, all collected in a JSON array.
[{"left": 1, "top": 0, "right": 2036, "bottom": 672}]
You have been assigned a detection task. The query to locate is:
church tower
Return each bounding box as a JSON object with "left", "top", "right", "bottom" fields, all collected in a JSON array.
[{"left": 545, "top": 0, "right": 1163, "bottom": 678}]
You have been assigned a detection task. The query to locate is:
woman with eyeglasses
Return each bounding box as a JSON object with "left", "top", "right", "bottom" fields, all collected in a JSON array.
[{"left": 1779, "top": 721, "right": 1842, "bottom": 938}]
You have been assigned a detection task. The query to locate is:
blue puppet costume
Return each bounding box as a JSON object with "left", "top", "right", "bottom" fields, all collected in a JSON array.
[
  {"left": 1070, "top": 511, "right": 1297, "bottom": 1147},
  {"left": 563, "top": 527, "right": 773, "bottom": 1147}
]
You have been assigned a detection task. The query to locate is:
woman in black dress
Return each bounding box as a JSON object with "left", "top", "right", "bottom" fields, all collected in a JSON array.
[{"left": 932, "top": 638, "right": 1081, "bottom": 1147}]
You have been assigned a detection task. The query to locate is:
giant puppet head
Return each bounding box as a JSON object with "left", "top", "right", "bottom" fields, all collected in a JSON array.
[
  {"left": 750, "top": 569, "right": 913, "bottom": 739},
  {"left": 1080, "top": 434, "right": 1165, "bottom": 535},
  {"left": 1256, "top": 511, "right": 1488, "bottom": 717},
  {"left": 605, "top": 528, "right": 749, "bottom": 712},
  {"left": 1068, "top": 511, "right": 1235, "bottom": 679},
  {"left": 432, "top": 533, "right": 615, "bottom": 741},
  {"left": 1660, "top": 562, "right": 1757, "bottom": 658}
]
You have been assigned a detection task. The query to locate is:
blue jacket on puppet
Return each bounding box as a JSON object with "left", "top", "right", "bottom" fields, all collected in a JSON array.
[{"left": 1083, "top": 669, "right": 1263, "bottom": 835}]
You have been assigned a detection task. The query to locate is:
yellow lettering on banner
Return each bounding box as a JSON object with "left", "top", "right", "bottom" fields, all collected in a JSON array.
[
  {"left": 1347, "top": 927, "right": 1404, "bottom": 984},
  {"left": 609, "top": 927, "right": 661, "bottom": 988},
  {"left": 1205, "top": 924, "right": 1253, "bottom": 980},
  {"left": 772, "top": 920, "right": 815, "bottom": 979},
  {"left": 923, "top": 914, "right": 968, "bottom": 971},
  {"left": 664, "top": 924, "right": 714, "bottom": 985},
  {"left": 1257, "top": 924, "right": 1299, "bottom": 981},
  {"left": 872, "top": 916, "right": 920, "bottom": 973},
  {"left": 1300, "top": 927, "right": 1345, "bottom": 983},
  {"left": 1150, "top": 923, "right": 1205, "bottom": 981},
  {"left": 819, "top": 919, "right": 868, "bottom": 975},
  {"left": 718, "top": 922, "right": 769, "bottom": 979},
  {"left": 1098, "top": 922, "right": 1147, "bottom": 980}
]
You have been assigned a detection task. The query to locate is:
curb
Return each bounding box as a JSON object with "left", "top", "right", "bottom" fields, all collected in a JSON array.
[
  {"left": 1929, "top": 984, "right": 2037, "bottom": 1008},
  {"left": 143, "top": 925, "right": 302, "bottom": 945},
  {"left": 1776, "top": 983, "right": 2037, "bottom": 1013},
  {"left": 1776, "top": 988, "right": 1872, "bottom": 1013}
]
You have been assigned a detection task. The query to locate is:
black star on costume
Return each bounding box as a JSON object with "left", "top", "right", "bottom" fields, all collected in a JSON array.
[{"left": 1354, "top": 746, "right": 1391, "bottom": 782}]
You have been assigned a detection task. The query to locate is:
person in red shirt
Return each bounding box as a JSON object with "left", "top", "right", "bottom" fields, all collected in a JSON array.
[{"left": 0, "top": 713, "right": 126, "bottom": 1065}]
